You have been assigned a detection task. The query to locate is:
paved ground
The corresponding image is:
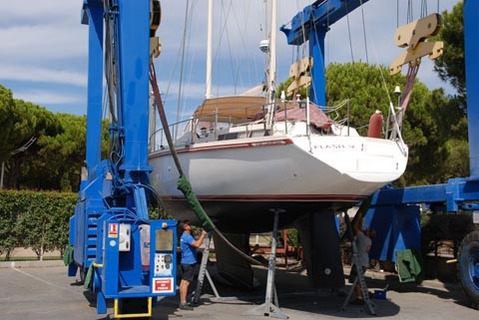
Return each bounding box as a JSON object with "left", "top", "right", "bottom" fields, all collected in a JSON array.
[{"left": 0, "top": 264, "right": 477, "bottom": 320}]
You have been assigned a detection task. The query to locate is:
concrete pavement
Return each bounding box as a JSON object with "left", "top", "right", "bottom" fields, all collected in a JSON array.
[{"left": 0, "top": 263, "right": 477, "bottom": 320}]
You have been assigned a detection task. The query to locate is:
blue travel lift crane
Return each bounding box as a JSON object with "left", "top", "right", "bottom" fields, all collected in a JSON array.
[
  {"left": 365, "top": 0, "right": 479, "bottom": 309},
  {"left": 65, "top": 0, "right": 178, "bottom": 317},
  {"left": 281, "top": 0, "right": 479, "bottom": 311}
]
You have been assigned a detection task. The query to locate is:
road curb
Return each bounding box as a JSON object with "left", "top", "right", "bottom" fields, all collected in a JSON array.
[{"left": 0, "top": 260, "right": 65, "bottom": 269}]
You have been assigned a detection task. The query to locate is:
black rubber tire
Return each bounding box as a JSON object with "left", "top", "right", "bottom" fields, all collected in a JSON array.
[{"left": 457, "top": 230, "right": 479, "bottom": 310}]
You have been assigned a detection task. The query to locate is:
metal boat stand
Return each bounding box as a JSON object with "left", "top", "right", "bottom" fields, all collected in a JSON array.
[
  {"left": 191, "top": 233, "right": 237, "bottom": 305},
  {"left": 244, "top": 209, "right": 288, "bottom": 319},
  {"left": 340, "top": 213, "right": 376, "bottom": 315}
]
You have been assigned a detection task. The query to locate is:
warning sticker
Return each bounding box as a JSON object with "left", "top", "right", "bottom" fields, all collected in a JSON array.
[
  {"left": 108, "top": 223, "right": 118, "bottom": 238},
  {"left": 152, "top": 277, "right": 174, "bottom": 294}
]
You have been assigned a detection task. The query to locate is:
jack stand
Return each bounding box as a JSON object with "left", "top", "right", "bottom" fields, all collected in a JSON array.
[
  {"left": 340, "top": 214, "right": 376, "bottom": 315},
  {"left": 192, "top": 232, "right": 212, "bottom": 305},
  {"left": 191, "top": 232, "right": 237, "bottom": 305},
  {"left": 244, "top": 210, "right": 288, "bottom": 319}
]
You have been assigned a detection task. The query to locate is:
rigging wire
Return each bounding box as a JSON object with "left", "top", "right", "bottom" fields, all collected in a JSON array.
[
  {"left": 182, "top": 0, "right": 198, "bottom": 125},
  {"left": 396, "top": 0, "right": 399, "bottom": 28},
  {"left": 230, "top": 0, "right": 255, "bottom": 92},
  {"left": 421, "top": 0, "right": 428, "bottom": 18},
  {"left": 223, "top": 0, "right": 235, "bottom": 93},
  {"left": 176, "top": 0, "right": 190, "bottom": 126},
  {"left": 214, "top": 0, "right": 231, "bottom": 96},
  {"left": 359, "top": 0, "right": 369, "bottom": 64},
  {"left": 407, "top": 0, "right": 413, "bottom": 23},
  {"left": 345, "top": 1, "right": 355, "bottom": 63}
]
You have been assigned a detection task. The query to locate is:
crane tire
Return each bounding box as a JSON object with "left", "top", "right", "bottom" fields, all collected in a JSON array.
[{"left": 457, "top": 230, "right": 479, "bottom": 310}]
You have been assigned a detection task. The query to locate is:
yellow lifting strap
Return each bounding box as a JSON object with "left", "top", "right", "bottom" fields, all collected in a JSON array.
[{"left": 390, "top": 13, "right": 444, "bottom": 75}]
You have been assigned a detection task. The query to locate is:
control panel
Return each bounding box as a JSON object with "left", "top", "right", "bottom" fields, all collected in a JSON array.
[{"left": 154, "top": 253, "right": 173, "bottom": 276}]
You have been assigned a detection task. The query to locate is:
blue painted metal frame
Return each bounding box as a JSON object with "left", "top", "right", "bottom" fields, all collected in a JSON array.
[
  {"left": 281, "top": 0, "right": 370, "bottom": 106},
  {"left": 69, "top": 0, "right": 178, "bottom": 315},
  {"left": 115, "top": 0, "right": 152, "bottom": 177},
  {"left": 365, "top": 0, "right": 479, "bottom": 268},
  {"left": 371, "top": 0, "right": 479, "bottom": 212},
  {"left": 84, "top": 0, "right": 103, "bottom": 180}
]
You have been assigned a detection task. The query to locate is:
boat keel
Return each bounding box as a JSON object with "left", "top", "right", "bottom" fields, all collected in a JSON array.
[
  {"left": 294, "top": 211, "right": 345, "bottom": 289},
  {"left": 213, "top": 232, "right": 255, "bottom": 289}
]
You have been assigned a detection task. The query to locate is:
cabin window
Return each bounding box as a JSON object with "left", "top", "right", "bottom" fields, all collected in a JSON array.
[{"left": 218, "top": 132, "right": 239, "bottom": 141}]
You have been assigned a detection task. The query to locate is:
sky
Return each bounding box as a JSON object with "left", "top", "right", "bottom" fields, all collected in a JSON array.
[{"left": 0, "top": 0, "right": 460, "bottom": 118}]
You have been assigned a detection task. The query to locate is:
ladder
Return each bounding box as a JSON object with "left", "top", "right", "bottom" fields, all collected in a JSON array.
[
  {"left": 191, "top": 233, "right": 237, "bottom": 305},
  {"left": 341, "top": 214, "right": 376, "bottom": 315},
  {"left": 191, "top": 233, "right": 213, "bottom": 305}
]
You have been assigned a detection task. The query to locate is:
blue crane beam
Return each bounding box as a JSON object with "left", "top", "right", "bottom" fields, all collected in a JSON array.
[
  {"left": 280, "top": 0, "right": 369, "bottom": 106},
  {"left": 370, "top": 179, "right": 479, "bottom": 212},
  {"left": 372, "top": 0, "right": 479, "bottom": 211},
  {"left": 281, "top": 0, "right": 369, "bottom": 46},
  {"left": 81, "top": 1, "right": 103, "bottom": 181}
]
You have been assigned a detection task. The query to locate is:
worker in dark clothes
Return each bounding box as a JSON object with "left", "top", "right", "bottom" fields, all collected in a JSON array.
[
  {"left": 349, "top": 212, "right": 373, "bottom": 305},
  {"left": 178, "top": 220, "right": 207, "bottom": 310}
]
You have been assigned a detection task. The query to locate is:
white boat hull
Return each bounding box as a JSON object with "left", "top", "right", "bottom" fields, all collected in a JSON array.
[{"left": 149, "top": 134, "right": 407, "bottom": 232}]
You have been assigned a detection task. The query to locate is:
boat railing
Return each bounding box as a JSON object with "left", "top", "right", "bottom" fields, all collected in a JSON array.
[
  {"left": 148, "top": 99, "right": 366, "bottom": 153},
  {"left": 149, "top": 117, "right": 194, "bottom": 152}
]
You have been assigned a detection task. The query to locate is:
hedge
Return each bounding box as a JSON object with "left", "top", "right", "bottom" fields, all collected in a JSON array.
[{"left": 0, "top": 190, "right": 77, "bottom": 260}]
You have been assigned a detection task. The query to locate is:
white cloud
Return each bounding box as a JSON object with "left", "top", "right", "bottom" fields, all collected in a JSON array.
[
  {"left": 13, "top": 89, "right": 84, "bottom": 105},
  {"left": 0, "top": 0, "right": 461, "bottom": 115},
  {"left": 0, "top": 24, "right": 87, "bottom": 62},
  {"left": 0, "top": 65, "right": 87, "bottom": 86},
  {"left": 0, "top": 0, "right": 80, "bottom": 23}
]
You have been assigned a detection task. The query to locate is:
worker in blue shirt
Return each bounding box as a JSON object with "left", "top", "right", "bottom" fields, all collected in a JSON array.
[{"left": 179, "top": 220, "right": 207, "bottom": 310}]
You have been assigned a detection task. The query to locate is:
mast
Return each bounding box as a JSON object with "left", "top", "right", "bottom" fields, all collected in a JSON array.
[
  {"left": 205, "top": 0, "right": 213, "bottom": 99},
  {"left": 265, "top": 0, "right": 277, "bottom": 128},
  {"left": 269, "top": 0, "right": 277, "bottom": 97}
]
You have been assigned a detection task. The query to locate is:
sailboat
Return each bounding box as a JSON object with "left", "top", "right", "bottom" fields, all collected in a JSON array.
[
  {"left": 149, "top": 0, "right": 408, "bottom": 233},
  {"left": 148, "top": 0, "right": 409, "bottom": 289}
]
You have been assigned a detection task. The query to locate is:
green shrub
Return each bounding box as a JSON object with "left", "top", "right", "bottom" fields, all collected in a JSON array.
[{"left": 0, "top": 190, "right": 76, "bottom": 260}]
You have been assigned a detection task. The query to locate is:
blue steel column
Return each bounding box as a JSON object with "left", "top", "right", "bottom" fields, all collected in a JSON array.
[
  {"left": 465, "top": 0, "right": 479, "bottom": 178},
  {"left": 309, "top": 28, "right": 327, "bottom": 107},
  {"left": 117, "top": 0, "right": 151, "bottom": 176},
  {"left": 84, "top": 1, "right": 104, "bottom": 181}
]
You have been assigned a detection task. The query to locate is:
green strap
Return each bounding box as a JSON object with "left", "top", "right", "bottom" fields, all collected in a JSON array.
[
  {"left": 177, "top": 175, "right": 215, "bottom": 231},
  {"left": 84, "top": 265, "right": 94, "bottom": 290},
  {"left": 63, "top": 245, "right": 74, "bottom": 266}
]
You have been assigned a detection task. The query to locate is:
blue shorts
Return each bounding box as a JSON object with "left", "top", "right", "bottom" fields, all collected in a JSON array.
[{"left": 181, "top": 263, "right": 198, "bottom": 282}]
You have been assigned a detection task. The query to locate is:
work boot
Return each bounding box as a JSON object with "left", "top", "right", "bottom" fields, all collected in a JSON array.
[{"left": 179, "top": 303, "right": 194, "bottom": 310}]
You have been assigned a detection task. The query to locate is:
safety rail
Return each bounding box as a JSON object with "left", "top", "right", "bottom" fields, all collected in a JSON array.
[{"left": 148, "top": 98, "right": 363, "bottom": 153}]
